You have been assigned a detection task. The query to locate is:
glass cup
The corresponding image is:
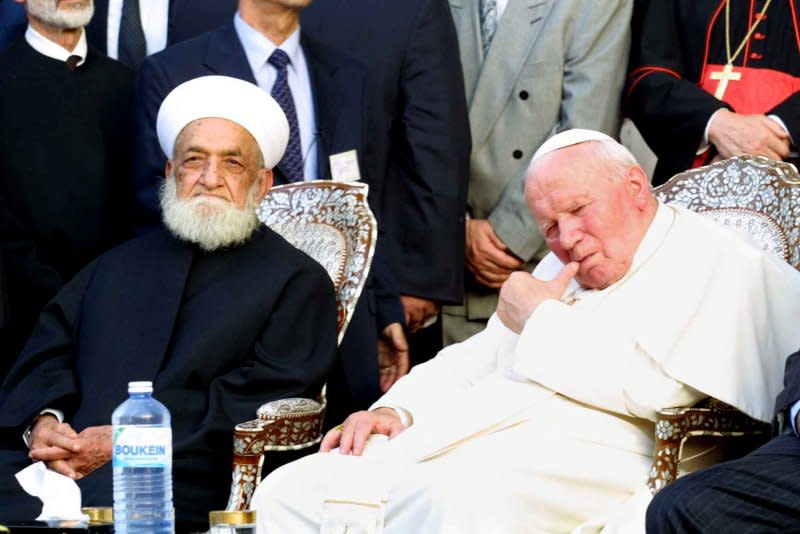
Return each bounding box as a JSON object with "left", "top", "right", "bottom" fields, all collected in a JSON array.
[{"left": 209, "top": 510, "right": 256, "bottom": 534}]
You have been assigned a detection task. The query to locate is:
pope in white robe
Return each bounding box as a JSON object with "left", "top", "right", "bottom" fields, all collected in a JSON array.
[{"left": 253, "top": 130, "right": 800, "bottom": 533}]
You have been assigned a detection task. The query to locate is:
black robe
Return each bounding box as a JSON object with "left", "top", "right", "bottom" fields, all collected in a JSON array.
[
  {"left": 0, "top": 227, "right": 338, "bottom": 532},
  {"left": 626, "top": 0, "right": 800, "bottom": 184},
  {"left": 0, "top": 37, "right": 133, "bottom": 283},
  {"left": 0, "top": 196, "right": 61, "bottom": 378}
]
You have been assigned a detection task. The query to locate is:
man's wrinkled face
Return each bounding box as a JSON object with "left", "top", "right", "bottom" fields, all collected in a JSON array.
[
  {"left": 168, "top": 117, "right": 270, "bottom": 212},
  {"left": 526, "top": 143, "right": 648, "bottom": 290},
  {"left": 160, "top": 118, "right": 273, "bottom": 251},
  {"left": 26, "top": 0, "right": 94, "bottom": 29}
]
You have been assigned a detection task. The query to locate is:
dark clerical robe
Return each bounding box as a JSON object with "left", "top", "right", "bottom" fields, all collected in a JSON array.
[
  {"left": 0, "top": 37, "right": 133, "bottom": 283},
  {"left": 0, "top": 197, "right": 61, "bottom": 378},
  {"left": 626, "top": 0, "right": 800, "bottom": 184},
  {"left": 0, "top": 227, "right": 338, "bottom": 532}
]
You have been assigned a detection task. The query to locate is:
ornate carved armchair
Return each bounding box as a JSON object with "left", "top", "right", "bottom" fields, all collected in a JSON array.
[
  {"left": 648, "top": 155, "right": 800, "bottom": 493},
  {"left": 226, "top": 181, "right": 377, "bottom": 510}
]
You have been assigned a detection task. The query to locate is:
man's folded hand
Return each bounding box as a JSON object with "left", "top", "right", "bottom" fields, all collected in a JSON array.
[
  {"left": 465, "top": 219, "right": 524, "bottom": 288},
  {"left": 320, "top": 408, "right": 406, "bottom": 456},
  {"left": 29, "top": 421, "right": 112, "bottom": 480}
]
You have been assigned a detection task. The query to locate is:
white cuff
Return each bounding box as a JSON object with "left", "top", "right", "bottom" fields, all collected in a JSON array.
[
  {"left": 698, "top": 108, "right": 725, "bottom": 155},
  {"left": 22, "top": 409, "right": 65, "bottom": 448},
  {"left": 768, "top": 114, "right": 795, "bottom": 146}
]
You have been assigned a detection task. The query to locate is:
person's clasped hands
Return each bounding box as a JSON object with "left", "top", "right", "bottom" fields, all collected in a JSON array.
[{"left": 27, "top": 416, "right": 111, "bottom": 481}]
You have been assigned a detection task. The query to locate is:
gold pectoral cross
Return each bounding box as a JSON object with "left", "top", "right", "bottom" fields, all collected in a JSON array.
[{"left": 710, "top": 63, "right": 742, "bottom": 99}]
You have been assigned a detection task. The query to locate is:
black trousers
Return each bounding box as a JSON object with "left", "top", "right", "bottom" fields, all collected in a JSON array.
[{"left": 647, "top": 433, "right": 800, "bottom": 533}]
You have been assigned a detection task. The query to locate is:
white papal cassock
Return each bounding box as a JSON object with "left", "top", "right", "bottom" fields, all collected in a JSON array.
[{"left": 254, "top": 203, "right": 800, "bottom": 533}]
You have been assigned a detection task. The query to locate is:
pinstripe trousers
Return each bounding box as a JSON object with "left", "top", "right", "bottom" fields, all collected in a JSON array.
[{"left": 647, "top": 433, "right": 800, "bottom": 533}]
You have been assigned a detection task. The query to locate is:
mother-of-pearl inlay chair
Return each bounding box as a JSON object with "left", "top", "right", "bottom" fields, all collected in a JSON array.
[
  {"left": 649, "top": 155, "right": 800, "bottom": 493},
  {"left": 226, "top": 181, "right": 377, "bottom": 510}
]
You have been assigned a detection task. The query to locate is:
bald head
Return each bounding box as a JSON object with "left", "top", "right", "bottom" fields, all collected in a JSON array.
[{"left": 524, "top": 140, "right": 657, "bottom": 289}]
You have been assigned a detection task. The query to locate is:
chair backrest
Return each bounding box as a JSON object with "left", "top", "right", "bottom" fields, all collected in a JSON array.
[
  {"left": 256, "top": 181, "right": 377, "bottom": 345},
  {"left": 653, "top": 155, "right": 800, "bottom": 269}
]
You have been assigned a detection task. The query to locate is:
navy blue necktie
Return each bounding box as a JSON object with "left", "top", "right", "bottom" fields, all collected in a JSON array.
[
  {"left": 268, "top": 49, "right": 304, "bottom": 182},
  {"left": 118, "top": 0, "right": 147, "bottom": 69}
]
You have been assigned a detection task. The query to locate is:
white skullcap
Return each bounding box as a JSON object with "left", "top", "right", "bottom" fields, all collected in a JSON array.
[
  {"left": 156, "top": 75, "right": 289, "bottom": 168},
  {"left": 530, "top": 128, "right": 616, "bottom": 165}
]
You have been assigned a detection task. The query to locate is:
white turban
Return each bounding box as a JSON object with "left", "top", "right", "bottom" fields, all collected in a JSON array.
[
  {"left": 529, "top": 128, "right": 616, "bottom": 165},
  {"left": 156, "top": 75, "right": 289, "bottom": 168}
]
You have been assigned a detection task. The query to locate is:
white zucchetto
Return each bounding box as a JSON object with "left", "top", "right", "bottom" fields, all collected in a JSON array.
[
  {"left": 529, "top": 128, "right": 616, "bottom": 165},
  {"left": 156, "top": 75, "right": 289, "bottom": 168}
]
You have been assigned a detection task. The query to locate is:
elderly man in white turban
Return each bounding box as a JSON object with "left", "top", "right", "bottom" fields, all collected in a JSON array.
[
  {"left": 254, "top": 129, "right": 800, "bottom": 533},
  {"left": 0, "top": 75, "right": 338, "bottom": 533}
]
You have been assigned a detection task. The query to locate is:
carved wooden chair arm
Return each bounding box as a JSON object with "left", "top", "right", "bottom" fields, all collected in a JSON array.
[
  {"left": 648, "top": 398, "right": 771, "bottom": 494},
  {"left": 227, "top": 397, "right": 326, "bottom": 510}
]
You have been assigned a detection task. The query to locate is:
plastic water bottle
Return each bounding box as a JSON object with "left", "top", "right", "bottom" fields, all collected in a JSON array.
[{"left": 112, "top": 381, "right": 174, "bottom": 534}]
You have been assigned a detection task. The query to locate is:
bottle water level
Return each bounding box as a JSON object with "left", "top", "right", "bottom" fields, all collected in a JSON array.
[{"left": 113, "top": 465, "right": 173, "bottom": 533}]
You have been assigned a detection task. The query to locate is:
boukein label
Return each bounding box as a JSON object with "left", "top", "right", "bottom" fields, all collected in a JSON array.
[{"left": 112, "top": 426, "right": 172, "bottom": 468}]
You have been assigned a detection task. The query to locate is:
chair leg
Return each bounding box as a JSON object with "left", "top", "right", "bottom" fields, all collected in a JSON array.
[
  {"left": 227, "top": 421, "right": 269, "bottom": 510},
  {"left": 649, "top": 410, "right": 686, "bottom": 494}
]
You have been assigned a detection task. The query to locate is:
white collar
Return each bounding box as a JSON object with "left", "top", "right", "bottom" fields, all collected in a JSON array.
[
  {"left": 25, "top": 25, "right": 87, "bottom": 67},
  {"left": 233, "top": 12, "right": 302, "bottom": 75},
  {"left": 628, "top": 201, "right": 675, "bottom": 274}
]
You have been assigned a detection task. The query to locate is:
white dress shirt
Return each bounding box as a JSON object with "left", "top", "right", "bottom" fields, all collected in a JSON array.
[
  {"left": 25, "top": 25, "right": 87, "bottom": 67},
  {"left": 106, "top": 0, "right": 169, "bottom": 59},
  {"left": 497, "top": 0, "right": 508, "bottom": 19},
  {"left": 234, "top": 13, "right": 318, "bottom": 181},
  {"left": 789, "top": 400, "right": 800, "bottom": 434}
]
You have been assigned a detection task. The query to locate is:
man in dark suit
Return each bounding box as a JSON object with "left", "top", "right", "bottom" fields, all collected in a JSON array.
[
  {"left": 86, "top": 0, "right": 237, "bottom": 68},
  {"left": 0, "top": 0, "right": 133, "bottom": 364},
  {"left": 0, "top": 76, "right": 338, "bottom": 532},
  {"left": 132, "top": 0, "right": 407, "bottom": 428},
  {"left": 301, "top": 0, "right": 471, "bottom": 353},
  {"left": 647, "top": 347, "right": 800, "bottom": 532}
]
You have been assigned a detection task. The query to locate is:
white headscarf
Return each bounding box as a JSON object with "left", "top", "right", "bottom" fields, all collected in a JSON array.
[{"left": 156, "top": 75, "right": 289, "bottom": 168}]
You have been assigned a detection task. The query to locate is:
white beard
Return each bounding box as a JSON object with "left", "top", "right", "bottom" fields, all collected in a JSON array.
[
  {"left": 159, "top": 176, "right": 261, "bottom": 252},
  {"left": 27, "top": 0, "right": 95, "bottom": 30}
]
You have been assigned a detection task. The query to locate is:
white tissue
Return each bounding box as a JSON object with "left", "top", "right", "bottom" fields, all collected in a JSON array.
[{"left": 15, "top": 462, "right": 89, "bottom": 521}]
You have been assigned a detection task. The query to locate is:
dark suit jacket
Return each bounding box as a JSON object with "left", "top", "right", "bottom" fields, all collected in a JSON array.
[
  {"left": 302, "top": 0, "right": 471, "bottom": 303},
  {"left": 131, "top": 21, "right": 399, "bottom": 420},
  {"left": 0, "top": 227, "right": 337, "bottom": 532},
  {"left": 774, "top": 348, "right": 800, "bottom": 426},
  {"left": 86, "top": 0, "right": 237, "bottom": 56},
  {"left": 0, "top": 0, "right": 25, "bottom": 51}
]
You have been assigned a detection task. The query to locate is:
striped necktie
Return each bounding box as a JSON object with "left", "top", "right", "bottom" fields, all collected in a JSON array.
[{"left": 268, "top": 49, "right": 304, "bottom": 183}]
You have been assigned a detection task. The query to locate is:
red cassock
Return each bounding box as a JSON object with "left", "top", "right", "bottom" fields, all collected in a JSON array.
[{"left": 625, "top": 0, "right": 800, "bottom": 184}]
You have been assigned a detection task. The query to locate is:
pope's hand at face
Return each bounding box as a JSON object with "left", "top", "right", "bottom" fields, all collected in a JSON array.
[{"left": 496, "top": 262, "right": 579, "bottom": 334}]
